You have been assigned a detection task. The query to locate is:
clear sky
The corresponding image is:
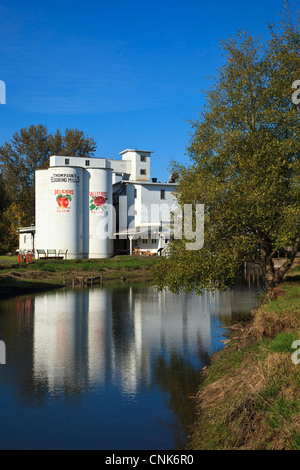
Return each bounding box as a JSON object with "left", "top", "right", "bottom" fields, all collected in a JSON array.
[{"left": 0, "top": 0, "right": 294, "bottom": 181}]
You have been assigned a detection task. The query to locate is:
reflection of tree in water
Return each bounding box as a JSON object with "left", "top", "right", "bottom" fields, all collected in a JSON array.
[{"left": 153, "top": 352, "right": 206, "bottom": 449}]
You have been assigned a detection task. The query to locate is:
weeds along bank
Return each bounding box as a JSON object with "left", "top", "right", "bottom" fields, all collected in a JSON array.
[{"left": 187, "top": 278, "right": 300, "bottom": 450}]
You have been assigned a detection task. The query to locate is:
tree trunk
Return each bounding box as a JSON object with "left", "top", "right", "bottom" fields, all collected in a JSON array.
[
  {"left": 276, "top": 237, "right": 300, "bottom": 282},
  {"left": 264, "top": 257, "right": 278, "bottom": 290},
  {"left": 263, "top": 237, "right": 300, "bottom": 290}
]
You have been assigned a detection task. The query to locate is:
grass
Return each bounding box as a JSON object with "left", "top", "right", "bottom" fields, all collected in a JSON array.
[
  {"left": 0, "top": 255, "right": 158, "bottom": 271},
  {"left": 0, "top": 275, "right": 63, "bottom": 298},
  {"left": 266, "top": 332, "right": 299, "bottom": 353},
  {"left": 187, "top": 267, "right": 300, "bottom": 450},
  {"left": 261, "top": 285, "right": 300, "bottom": 316},
  {"left": 0, "top": 255, "right": 160, "bottom": 298}
]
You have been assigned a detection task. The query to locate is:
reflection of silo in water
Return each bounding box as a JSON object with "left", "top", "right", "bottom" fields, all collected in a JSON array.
[
  {"left": 87, "top": 288, "right": 112, "bottom": 386},
  {"left": 88, "top": 168, "right": 113, "bottom": 258},
  {"left": 33, "top": 291, "right": 85, "bottom": 392},
  {"left": 157, "top": 289, "right": 212, "bottom": 354},
  {"left": 119, "top": 287, "right": 149, "bottom": 395}
]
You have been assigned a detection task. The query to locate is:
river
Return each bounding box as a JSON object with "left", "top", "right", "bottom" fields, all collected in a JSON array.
[{"left": 0, "top": 278, "right": 261, "bottom": 449}]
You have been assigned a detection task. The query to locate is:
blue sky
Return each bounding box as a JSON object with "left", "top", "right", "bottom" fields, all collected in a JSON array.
[{"left": 0, "top": 0, "right": 293, "bottom": 181}]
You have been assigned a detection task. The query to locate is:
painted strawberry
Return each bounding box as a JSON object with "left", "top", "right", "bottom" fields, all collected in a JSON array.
[
  {"left": 90, "top": 194, "right": 107, "bottom": 212},
  {"left": 56, "top": 194, "right": 72, "bottom": 208},
  {"left": 94, "top": 196, "right": 106, "bottom": 207}
]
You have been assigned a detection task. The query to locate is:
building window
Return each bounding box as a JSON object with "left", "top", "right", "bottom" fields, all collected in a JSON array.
[
  {"left": 165, "top": 239, "right": 169, "bottom": 244},
  {"left": 134, "top": 188, "right": 137, "bottom": 198},
  {"left": 140, "top": 169, "right": 146, "bottom": 175},
  {"left": 151, "top": 238, "right": 156, "bottom": 244},
  {"left": 142, "top": 238, "right": 148, "bottom": 244},
  {"left": 140, "top": 155, "right": 146, "bottom": 162},
  {"left": 65, "top": 158, "right": 70, "bottom": 165},
  {"left": 160, "top": 190, "right": 165, "bottom": 199},
  {"left": 85, "top": 160, "right": 90, "bottom": 166}
]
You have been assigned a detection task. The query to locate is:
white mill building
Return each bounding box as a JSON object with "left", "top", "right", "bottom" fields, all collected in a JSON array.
[{"left": 21, "top": 149, "right": 178, "bottom": 259}]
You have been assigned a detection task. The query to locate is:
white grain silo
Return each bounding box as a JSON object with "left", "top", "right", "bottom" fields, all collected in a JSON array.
[
  {"left": 87, "top": 167, "right": 114, "bottom": 258},
  {"left": 35, "top": 169, "right": 49, "bottom": 253},
  {"left": 47, "top": 166, "right": 83, "bottom": 259}
]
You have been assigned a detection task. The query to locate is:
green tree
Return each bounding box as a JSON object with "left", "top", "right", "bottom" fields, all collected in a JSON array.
[
  {"left": 154, "top": 13, "right": 300, "bottom": 292},
  {"left": 0, "top": 173, "right": 11, "bottom": 253},
  {"left": 49, "top": 128, "right": 97, "bottom": 157},
  {"left": 0, "top": 125, "right": 97, "bottom": 231}
]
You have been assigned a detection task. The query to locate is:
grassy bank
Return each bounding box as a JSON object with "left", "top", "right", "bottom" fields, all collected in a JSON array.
[
  {"left": 0, "top": 255, "right": 159, "bottom": 298},
  {"left": 187, "top": 274, "right": 300, "bottom": 450}
]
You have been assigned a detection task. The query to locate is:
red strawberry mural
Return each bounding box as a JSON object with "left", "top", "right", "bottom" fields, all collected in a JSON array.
[
  {"left": 56, "top": 193, "right": 72, "bottom": 209},
  {"left": 94, "top": 196, "right": 106, "bottom": 207},
  {"left": 90, "top": 193, "right": 107, "bottom": 213}
]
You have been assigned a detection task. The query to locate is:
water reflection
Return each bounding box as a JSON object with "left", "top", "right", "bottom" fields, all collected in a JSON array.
[
  {"left": 0, "top": 279, "right": 261, "bottom": 449},
  {"left": 31, "top": 283, "right": 259, "bottom": 396}
]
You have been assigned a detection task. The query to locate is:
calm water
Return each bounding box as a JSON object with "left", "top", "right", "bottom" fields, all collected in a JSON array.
[{"left": 0, "top": 280, "right": 261, "bottom": 450}]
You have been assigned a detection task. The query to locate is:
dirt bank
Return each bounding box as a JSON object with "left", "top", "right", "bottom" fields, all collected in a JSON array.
[
  {"left": 186, "top": 278, "right": 300, "bottom": 450},
  {"left": 0, "top": 256, "right": 158, "bottom": 298}
]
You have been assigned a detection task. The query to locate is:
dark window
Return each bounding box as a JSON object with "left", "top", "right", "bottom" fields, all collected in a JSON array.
[
  {"left": 160, "top": 190, "right": 165, "bottom": 199},
  {"left": 151, "top": 239, "right": 156, "bottom": 244},
  {"left": 140, "top": 169, "right": 146, "bottom": 175},
  {"left": 142, "top": 238, "right": 148, "bottom": 244},
  {"left": 65, "top": 158, "right": 70, "bottom": 165},
  {"left": 134, "top": 188, "right": 137, "bottom": 198},
  {"left": 140, "top": 155, "right": 146, "bottom": 162},
  {"left": 85, "top": 160, "right": 90, "bottom": 166}
]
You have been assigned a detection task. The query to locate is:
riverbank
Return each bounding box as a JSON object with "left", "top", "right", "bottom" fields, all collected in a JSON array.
[
  {"left": 0, "top": 256, "right": 159, "bottom": 298},
  {"left": 187, "top": 267, "right": 300, "bottom": 450}
]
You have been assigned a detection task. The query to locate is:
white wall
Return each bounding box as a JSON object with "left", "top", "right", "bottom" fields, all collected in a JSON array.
[
  {"left": 139, "top": 183, "right": 177, "bottom": 225},
  {"left": 50, "top": 155, "right": 109, "bottom": 169},
  {"left": 120, "top": 150, "right": 151, "bottom": 182},
  {"left": 19, "top": 232, "right": 34, "bottom": 251}
]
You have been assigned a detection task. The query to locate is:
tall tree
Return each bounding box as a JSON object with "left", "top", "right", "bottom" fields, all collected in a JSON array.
[
  {"left": 154, "top": 10, "right": 300, "bottom": 292},
  {"left": 49, "top": 128, "right": 97, "bottom": 157},
  {"left": 0, "top": 125, "right": 52, "bottom": 227},
  {"left": 0, "top": 125, "right": 97, "bottom": 249},
  {"left": 0, "top": 173, "right": 11, "bottom": 253}
]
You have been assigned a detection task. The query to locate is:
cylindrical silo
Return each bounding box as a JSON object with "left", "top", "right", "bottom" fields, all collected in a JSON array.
[
  {"left": 35, "top": 169, "right": 49, "bottom": 255},
  {"left": 47, "top": 167, "right": 83, "bottom": 259},
  {"left": 87, "top": 168, "right": 114, "bottom": 258}
]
